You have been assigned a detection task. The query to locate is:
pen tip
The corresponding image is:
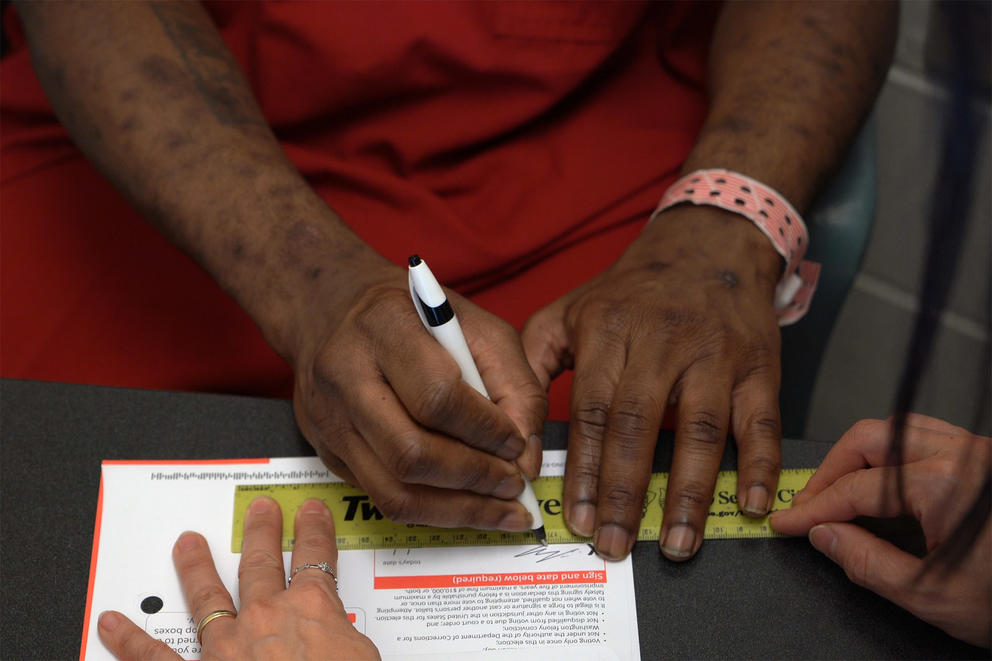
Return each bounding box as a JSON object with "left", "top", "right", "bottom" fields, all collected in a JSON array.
[
  {"left": 408, "top": 254, "right": 421, "bottom": 267},
  {"left": 535, "top": 525, "right": 548, "bottom": 546}
]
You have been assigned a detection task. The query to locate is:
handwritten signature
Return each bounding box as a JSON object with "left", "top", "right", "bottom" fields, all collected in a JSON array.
[{"left": 513, "top": 543, "right": 596, "bottom": 563}]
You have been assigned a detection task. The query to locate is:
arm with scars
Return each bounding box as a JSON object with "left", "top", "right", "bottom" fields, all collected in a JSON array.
[
  {"left": 14, "top": 1, "right": 547, "bottom": 531},
  {"left": 522, "top": 0, "right": 898, "bottom": 561}
]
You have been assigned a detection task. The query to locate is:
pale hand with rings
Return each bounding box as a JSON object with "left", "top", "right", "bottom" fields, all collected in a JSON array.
[{"left": 97, "top": 497, "right": 380, "bottom": 660}]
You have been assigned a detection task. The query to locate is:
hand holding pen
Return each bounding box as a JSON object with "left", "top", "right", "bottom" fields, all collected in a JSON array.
[
  {"left": 409, "top": 255, "right": 547, "bottom": 544},
  {"left": 288, "top": 255, "right": 548, "bottom": 533}
]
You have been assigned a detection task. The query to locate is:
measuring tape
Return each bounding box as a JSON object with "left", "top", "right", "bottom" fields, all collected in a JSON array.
[{"left": 231, "top": 468, "right": 813, "bottom": 552}]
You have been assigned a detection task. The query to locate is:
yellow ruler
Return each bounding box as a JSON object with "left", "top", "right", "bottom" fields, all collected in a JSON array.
[{"left": 231, "top": 468, "right": 813, "bottom": 552}]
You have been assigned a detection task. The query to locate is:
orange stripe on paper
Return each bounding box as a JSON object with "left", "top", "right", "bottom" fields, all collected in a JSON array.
[
  {"left": 79, "top": 474, "right": 104, "bottom": 660},
  {"left": 101, "top": 458, "right": 271, "bottom": 465},
  {"left": 374, "top": 570, "right": 606, "bottom": 590}
]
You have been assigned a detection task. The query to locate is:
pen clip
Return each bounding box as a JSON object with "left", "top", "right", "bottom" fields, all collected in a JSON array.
[{"left": 408, "top": 268, "right": 432, "bottom": 331}]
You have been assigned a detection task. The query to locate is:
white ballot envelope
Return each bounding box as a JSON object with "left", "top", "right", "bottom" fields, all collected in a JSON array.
[{"left": 81, "top": 452, "right": 640, "bottom": 660}]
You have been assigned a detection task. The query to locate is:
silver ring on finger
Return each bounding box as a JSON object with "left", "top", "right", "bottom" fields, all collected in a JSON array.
[{"left": 288, "top": 561, "right": 338, "bottom": 588}]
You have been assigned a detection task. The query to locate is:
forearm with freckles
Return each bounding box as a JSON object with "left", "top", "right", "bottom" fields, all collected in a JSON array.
[
  {"left": 684, "top": 0, "right": 898, "bottom": 209},
  {"left": 14, "top": 1, "right": 380, "bottom": 362}
]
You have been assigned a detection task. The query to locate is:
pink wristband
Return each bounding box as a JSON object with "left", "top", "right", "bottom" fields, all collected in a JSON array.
[{"left": 651, "top": 169, "right": 820, "bottom": 326}]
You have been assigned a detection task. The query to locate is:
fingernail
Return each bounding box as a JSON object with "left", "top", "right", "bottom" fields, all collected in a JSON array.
[
  {"left": 99, "top": 611, "right": 122, "bottom": 632},
  {"left": 176, "top": 531, "right": 200, "bottom": 552},
  {"left": 493, "top": 473, "right": 524, "bottom": 499},
  {"left": 498, "top": 508, "right": 533, "bottom": 532},
  {"left": 594, "top": 524, "right": 632, "bottom": 560},
  {"left": 298, "top": 498, "right": 329, "bottom": 517},
  {"left": 660, "top": 524, "right": 697, "bottom": 561},
  {"left": 501, "top": 434, "right": 526, "bottom": 460},
  {"left": 523, "top": 434, "right": 543, "bottom": 479},
  {"left": 569, "top": 501, "right": 596, "bottom": 537},
  {"left": 809, "top": 524, "right": 836, "bottom": 557},
  {"left": 742, "top": 485, "right": 770, "bottom": 517},
  {"left": 249, "top": 496, "right": 276, "bottom": 514}
]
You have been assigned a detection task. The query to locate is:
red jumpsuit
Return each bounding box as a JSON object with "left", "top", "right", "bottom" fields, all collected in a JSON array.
[{"left": 0, "top": 1, "right": 714, "bottom": 419}]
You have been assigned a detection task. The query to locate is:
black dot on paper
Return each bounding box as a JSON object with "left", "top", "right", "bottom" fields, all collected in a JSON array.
[{"left": 141, "top": 596, "right": 164, "bottom": 614}]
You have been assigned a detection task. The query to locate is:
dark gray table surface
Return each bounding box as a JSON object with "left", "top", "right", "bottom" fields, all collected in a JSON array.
[{"left": 1, "top": 378, "right": 985, "bottom": 660}]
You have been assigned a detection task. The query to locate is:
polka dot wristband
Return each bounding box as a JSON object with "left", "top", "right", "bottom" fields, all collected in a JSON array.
[{"left": 651, "top": 169, "right": 821, "bottom": 326}]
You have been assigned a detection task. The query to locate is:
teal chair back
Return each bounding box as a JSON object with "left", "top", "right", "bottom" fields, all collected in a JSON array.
[{"left": 779, "top": 118, "right": 877, "bottom": 438}]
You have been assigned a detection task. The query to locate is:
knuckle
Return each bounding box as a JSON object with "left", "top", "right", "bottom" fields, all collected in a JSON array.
[
  {"left": 837, "top": 471, "right": 867, "bottom": 504},
  {"left": 681, "top": 409, "right": 725, "bottom": 447},
  {"left": 375, "top": 491, "right": 421, "bottom": 524},
  {"left": 458, "top": 459, "right": 496, "bottom": 493},
  {"left": 608, "top": 399, "right": 659, "bottom": 441},
  {"left": 573, "top": 400, "right": 610, "bottom": 440},
  {"left": 596, "top": 308, "right": 632, "bottom": 344},
  {"left": 238, "top": 548, "right": 282, "bottom": 577},
  {"left": 188, "top": 583, "right": 231, "bottom": 611},
  {"left": 516, "top": 385, "right": 550, "bottom": 422},
  {"left": 659, "top": 306, "right": 707, "bottom": 332},
  {"left": 930, "top": 456, "right": 958, "bottom": 483},
  {"left": 742, "top": 452, "right": 781, "bottom": 477},
  {"left": 740, "top": 410, "right": 781, "bottom": 441},
  {"left": 209, "top": 634, "right": 243, "bottom": 658},
  {"left": 291, "top": 579, "right": 336, "bottom": 607},
  {"left": 387, "top": 433, "right": 434, "bottom": 483},
  {"left": 600, "top": 483, "right": 642, "bottom": 513},
  {"left": 351, "top": 288, "right": 398, "bottom": 336},
  {"left": 738, "top": 341, "right": 778, "bottom": 371},
  {"left": 570, "top": 462, "right": 602, "bottom": 487},
  {"left": 413, "top": 378, "right": 459, "bottom": 425},
  {"left": 849, "top": 418, "right": 885, "bottom": 445},
  {"left": 310, "top": 354, "right": 350, "bottom": 402},
  {"left": 670, "top": 481, "right": 713, "bottom": 511}
]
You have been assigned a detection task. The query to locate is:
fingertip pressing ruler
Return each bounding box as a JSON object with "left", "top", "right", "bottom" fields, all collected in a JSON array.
[{"left": 231, "top": 468, "right": 813, "bottom": 552}]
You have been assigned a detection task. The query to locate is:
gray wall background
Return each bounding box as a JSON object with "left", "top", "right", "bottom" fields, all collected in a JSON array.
[{"left": 805, "top": 0, "right": 991, "bottom": 443}]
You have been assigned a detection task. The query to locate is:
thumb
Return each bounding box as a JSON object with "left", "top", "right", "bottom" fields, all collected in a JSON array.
[
  {"left": 521, "top": 298, "right": 574, "bottom": 392},
  {"left": 809, "top": 522, "right": 922, "bottom": 607}
]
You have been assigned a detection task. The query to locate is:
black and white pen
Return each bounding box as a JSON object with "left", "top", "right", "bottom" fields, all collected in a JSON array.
[{"left": 408, "top": 254, "right": 547, "bottom": 546}]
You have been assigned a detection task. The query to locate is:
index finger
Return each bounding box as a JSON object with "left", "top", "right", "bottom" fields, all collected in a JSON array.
[
  {"left": 97, "top": 611, "right": 183, "bottom": 661},
  {"left": 770, "top": 465, "right": 907, "bottom": 535},
  {"left": 171, "top": 533, "right": 237, "bottom": 646},
  {"left": 465, "top": 311, "right": 549, "bottom": 480},
  {"left": 591, "top": 357, "right": 671, "bottom": 560},
  {"left": 796, "top": 419, "right": 942, "bottom": 505}
]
